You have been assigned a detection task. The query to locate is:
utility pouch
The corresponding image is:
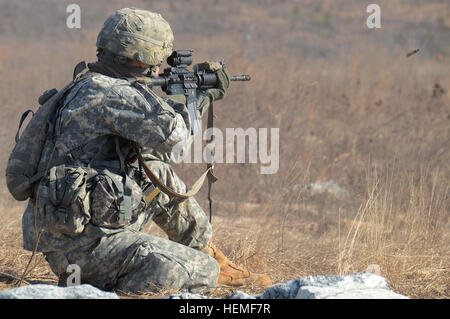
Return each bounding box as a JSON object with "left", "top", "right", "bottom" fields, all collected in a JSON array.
[
  {"left": 37, "top": 165, "right": 92, "bottom": 237},
  {"left": 90, "top": 169, "right": 143, "bottom": 229}
]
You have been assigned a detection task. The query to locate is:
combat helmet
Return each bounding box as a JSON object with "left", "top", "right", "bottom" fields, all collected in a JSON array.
[{"left": 96, "top": 7, "right": 174, "bottom": 66}]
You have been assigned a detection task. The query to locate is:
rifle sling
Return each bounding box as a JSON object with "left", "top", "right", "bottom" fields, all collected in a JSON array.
[
  {"left": 137, "top": 153, "right": 214, "bottom": 199},
  {"left": 206, "top": 100, "right": 218, "bottom": 222}
]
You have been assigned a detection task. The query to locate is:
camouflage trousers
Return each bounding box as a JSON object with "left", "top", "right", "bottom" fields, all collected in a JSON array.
[{"left": 44, "top": 160, "right": 219, "bottom": 295}]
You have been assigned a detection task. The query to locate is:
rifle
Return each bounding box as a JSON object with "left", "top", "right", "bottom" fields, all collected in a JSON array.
[
  {"left": 146, "top": 49, "right": 251, "bottom": 93},
  {"left": 141, "top": 49, "right": 251, "bottom": 223}
]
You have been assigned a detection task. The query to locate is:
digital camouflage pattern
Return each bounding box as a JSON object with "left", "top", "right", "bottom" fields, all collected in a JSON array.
[
  {"left": 89, "top": 170, "right": 144, "bottom": 229},
  {"left": 37, "top": 165, "right": 92, "bottom": 237},
  {"left": 22, "top": 71, "right": 219, "bottom": 293},
  {"left": 45, "top": 230, "right": 219, "bottom": 294},
  {"left": 42, "top": 159, "right": 219, "bottom": 294},
  {"left": 96, "top": 8, "right": 174, "bottom": 66}
]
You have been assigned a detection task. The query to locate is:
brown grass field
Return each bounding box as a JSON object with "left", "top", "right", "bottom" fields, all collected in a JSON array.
[{"left": 0, "top": 0, "right": 448, "bottom": 298}]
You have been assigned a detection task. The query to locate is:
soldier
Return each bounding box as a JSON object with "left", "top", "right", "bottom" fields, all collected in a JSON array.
[{"left": 21, "top": 7, "right": 271, "bottom": 294}]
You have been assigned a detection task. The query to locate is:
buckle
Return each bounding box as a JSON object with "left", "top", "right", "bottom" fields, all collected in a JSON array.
[{"left": 66, "top": 153, "right": 75, "bottom": 163}]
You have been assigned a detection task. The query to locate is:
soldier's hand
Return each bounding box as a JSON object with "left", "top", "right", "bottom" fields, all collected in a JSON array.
[{"left": 194, "top": 61, "right": 230, "bottom": 101}]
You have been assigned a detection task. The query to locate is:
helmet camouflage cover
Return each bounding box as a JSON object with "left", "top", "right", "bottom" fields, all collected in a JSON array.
[{"left": 96, "top": 7, "right": 174, "bottom": 66}]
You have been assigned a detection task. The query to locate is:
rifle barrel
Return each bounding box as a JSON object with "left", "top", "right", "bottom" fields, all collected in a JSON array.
[{"left": 149, "top": 74, "right": 251, "bottom": 88}]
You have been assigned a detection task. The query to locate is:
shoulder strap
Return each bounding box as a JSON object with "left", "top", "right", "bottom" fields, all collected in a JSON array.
[
  {"left": 14, "top": 110, "right": 35, "bottom": 143},
  {"left": 73, "top": 61, "right": 87, "bottom": 80},
  {"left": 113, "top": 136, "right": 133, "bottom": 224},
  {"left": 30, "top": 135, "right": 105, "bottom": 184}
]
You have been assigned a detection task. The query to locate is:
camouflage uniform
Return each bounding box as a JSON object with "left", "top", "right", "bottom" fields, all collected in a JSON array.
[{"left": 22, "top": 72, "right": 220, "bottom": 294}]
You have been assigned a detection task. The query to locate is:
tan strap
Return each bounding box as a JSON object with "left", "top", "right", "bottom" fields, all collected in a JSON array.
[
  {"left": 137, "top": 153, "right": 214, "bottom": 199},
  {"left": 206, "top": 101, "right": 218, "bottom": 222}
]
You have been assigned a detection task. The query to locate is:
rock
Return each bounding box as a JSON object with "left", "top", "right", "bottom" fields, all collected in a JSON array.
[
  {"left": 166, "top": 273, "right": 409, "bottom": 299},
  {"left": 0, "top": 284, "right": 119, "bottom": 299},
  {"left": 0, "top": 273, "right": 408, "bottom": 299},
  {"left": 228, "top": 291, "right": 256, "bottom": 299},
  {"left": 163, "top": 292, "right": 211, "bottom": 299},
  {"left": 291, "top": 180, "right": 350, "bottom": 200},
  {"left": 308, "top": 180, "right": 350, "bottom": 200},
  {"left": 257, "top": 273, "right": 408, "bottom": 299}
]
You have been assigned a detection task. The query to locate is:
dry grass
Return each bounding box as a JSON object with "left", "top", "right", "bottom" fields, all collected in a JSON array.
[
  {"left": 0, "top": 0, "right": 449, "bottom": 298},
  {"left": 0, "top": 193, "right": 58, "bottom": 291}
]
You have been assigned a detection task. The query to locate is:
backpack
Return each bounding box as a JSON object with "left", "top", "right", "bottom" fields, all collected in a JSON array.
[
  {"left": 6, "top": 64, "right": 142, "bottom": 235},
  {"left": 5, "top": 63, "right": 90, "bottom": 201}
]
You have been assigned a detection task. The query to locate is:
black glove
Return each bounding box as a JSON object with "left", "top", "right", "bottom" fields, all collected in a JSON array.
[{"left": 194, "top": 61, "right": 230, "bottom": 101}]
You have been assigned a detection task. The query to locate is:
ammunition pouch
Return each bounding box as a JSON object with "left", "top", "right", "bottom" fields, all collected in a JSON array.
[
  {"left": 37, "top": 165, "right": 94, "bottom": 237},
  {"left": 37, "top": 162, "right": 144, "bottom": 236},
  {"left": 90, "top": 167, "right": 143, "bottom": 229}
]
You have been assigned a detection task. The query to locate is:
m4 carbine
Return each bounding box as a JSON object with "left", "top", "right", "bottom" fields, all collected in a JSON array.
[{"left": 147, "top": 49, "right": 251, "bottom": 94}]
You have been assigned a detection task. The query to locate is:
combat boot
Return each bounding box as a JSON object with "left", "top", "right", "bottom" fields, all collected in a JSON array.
[{"left": 201, "top": 243, "right": 272, "bottom": 287}]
